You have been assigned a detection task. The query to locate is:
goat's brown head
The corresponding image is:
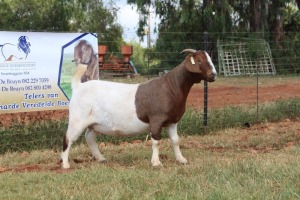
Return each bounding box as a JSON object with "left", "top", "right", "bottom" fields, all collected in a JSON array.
[
  {"left": 181, "top": 49, "right": 217, "bottom": 82},
  {"left": 73, "top": 40, "right": 94, "bottom": 65},
  {"left": 73, "top": 40, "right": 99, "bottom": 82}
]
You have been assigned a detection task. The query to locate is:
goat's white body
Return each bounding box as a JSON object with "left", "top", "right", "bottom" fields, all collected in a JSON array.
[{"left": 70, "top": 80, "right": 149, "bottom": 136}]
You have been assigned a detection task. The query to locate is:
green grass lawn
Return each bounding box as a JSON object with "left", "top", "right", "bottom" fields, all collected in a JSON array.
[
  {"left": 1, "top": 75, "right": 300, "bottom": 199},
  {"left": 0, "top": 119, "right": 299, "bottom": 199}
]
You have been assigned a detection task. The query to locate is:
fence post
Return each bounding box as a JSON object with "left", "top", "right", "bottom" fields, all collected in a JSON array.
[{"left": 203, "top": 32, "right": 208, "bottom": 129}]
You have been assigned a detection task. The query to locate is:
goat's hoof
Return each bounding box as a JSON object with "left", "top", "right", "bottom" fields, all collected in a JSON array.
[
  {"left": 94, "top": 157, "right": 107, "bottom": 164},
  {"left": 151, "top": 160, "right": 163, "bottom": 167},
  {"left": 62, "top": 163, "right": 71, "bottom": 169},
  {"left": 99, "top": 159, "right": 107, "bottom": 164},
  {"left": 180, "top": 161, "right": 188, "bottom": 165},
  {"left": 177, "top": 158, "right": 188, "bottom": 164}
]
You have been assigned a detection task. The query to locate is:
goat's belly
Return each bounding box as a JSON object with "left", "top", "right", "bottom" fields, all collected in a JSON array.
[{"left": 91, "top": 121, "right": 149, "bottom": 137}]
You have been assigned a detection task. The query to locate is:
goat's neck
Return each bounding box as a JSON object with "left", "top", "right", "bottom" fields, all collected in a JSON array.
[{"left": 164, "top": 63, "right": 196, "bottom": 97}]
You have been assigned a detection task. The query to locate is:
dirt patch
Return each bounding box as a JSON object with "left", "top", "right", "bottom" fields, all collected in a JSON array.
[
  {"left": 0, "top": 164, "right": 73, "bottom": 174},
  {"left": 182, "top": 118, "right": 300, "bottom": 154},
  {"left": 187, "top": 84, "right": 300, "bottom": 108},
  {"left": 0, "top": 110, "right": 69, "bottom": 128}
]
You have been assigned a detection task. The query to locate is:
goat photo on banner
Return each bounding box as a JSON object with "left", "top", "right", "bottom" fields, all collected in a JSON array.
[{"left": 59, "top": 37, "right": 99, "bottom": 100}]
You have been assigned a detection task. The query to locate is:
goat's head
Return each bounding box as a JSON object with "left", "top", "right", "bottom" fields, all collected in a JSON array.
[
  {"left": 73, "top": 40, "right": 94, "bottom": 65},
  {"left": 181, "top": 49, "right": 217, "bottom": 82}
]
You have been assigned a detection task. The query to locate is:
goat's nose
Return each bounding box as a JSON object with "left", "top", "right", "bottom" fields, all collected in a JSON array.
[
  {"left": 208, "top": 72, "right": 217, "bottom": 81},
  {"left": 213, "top": 75, "right": 217, "bottom": 80},
  {"left": 213, "top": 72, "right": 217, "bottom": 79}
]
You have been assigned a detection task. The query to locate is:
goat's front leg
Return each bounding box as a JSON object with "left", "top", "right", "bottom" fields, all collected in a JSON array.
[
  {"left": 150, "top": 124, "right": 163, "bottom": 166},
  {"left": 167, "top": 123, "right": 188, "bottom": 164},
  {"left": 151, "top": 137, "right": 162, "bottom": 166}
]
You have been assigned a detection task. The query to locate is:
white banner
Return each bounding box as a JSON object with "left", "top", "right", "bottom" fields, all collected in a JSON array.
[{"left": 0, "top": 31, "right": 98, "bottom": 114}]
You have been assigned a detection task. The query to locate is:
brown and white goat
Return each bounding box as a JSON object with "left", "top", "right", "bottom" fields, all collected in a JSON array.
[{"left": 61, "top": 49, "right": 217, "bottom": 169}]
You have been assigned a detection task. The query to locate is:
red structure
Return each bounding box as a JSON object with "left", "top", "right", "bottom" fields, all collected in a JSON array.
[{"left": 98, "top": 45, "right": 136, "bottom": 77}]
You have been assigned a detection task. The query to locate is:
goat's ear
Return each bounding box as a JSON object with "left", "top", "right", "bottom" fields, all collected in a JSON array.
[{"left": 185, "top": 55, "right": 202, "bottom": 73}]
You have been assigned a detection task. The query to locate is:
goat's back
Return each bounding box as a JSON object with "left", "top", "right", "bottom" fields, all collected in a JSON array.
[
  {"left": 71, "top": 80, "right": 139, "bottom": 109},
  {"left": 69, "top": 80, "right": 149, "bottom": 135}
]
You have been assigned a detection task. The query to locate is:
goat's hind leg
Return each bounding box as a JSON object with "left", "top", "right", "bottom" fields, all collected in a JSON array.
[
  {"left": 61, "top": 125, "right": 85, "bottom": 169},
  {"left": 85, "top": 128, "right": 106, "bottom": 163},
  {"left": 167, "top": 123, "right": 188, "bottom": 164}
]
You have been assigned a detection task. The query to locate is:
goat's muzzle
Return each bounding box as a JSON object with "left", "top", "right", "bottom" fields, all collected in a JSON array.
[{"left": 207, "top": 73, "right": 217, "bottom": 82}]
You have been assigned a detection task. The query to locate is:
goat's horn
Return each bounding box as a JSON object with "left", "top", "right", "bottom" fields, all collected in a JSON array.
[{"left": 180, "top": 49, "right": 197, "bottom": 54}]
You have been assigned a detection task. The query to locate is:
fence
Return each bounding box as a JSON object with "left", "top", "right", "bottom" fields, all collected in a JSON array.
[
  {"left": 134, "top": 32, "right": 300, "bottom": 75},
  {"left": 1, "top": 31, "right": 300, "bottom": 154}
]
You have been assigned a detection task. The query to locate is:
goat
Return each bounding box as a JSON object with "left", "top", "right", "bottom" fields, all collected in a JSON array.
[
  {"left": 73, "top": 40, "right": 99, "bottom": 82},
  {"left": 61, "top": 49, "right": 217, "bottom": 169}
]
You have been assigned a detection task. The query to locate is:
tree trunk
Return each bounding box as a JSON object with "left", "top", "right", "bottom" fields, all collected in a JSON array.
[
  {"left": 249, "top": 0, "right": 262, "bottom": 32},
  {"left": 270, "top": 0, "right": 285, "bottom": 48},
  {"left": 273, "top": 9, "right": 284, "bottom": 45},
  {"left": 296, "top": 0, "right": 300, "bottom": 10}
]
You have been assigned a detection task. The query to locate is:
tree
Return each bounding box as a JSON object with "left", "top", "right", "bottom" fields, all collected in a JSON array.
[
  {"left": 268, "top": 0, "right": 293, "bottom": 47},
  {"left": 0, "top": 0, "right": 124, "bottom": 52},
  {"left": 127, "top": 39, "right": 148, "bottom": 74},
  {"left": 128, "top": 0, "right": 234, "bottom": 70},
  {"left": 0, "top": 0, "right": 15, "bottom": 30},
  {"left": 0, "top": 0, "right": 72, "bottom": 31},
  {"left": 40, "top": 0, "right": 71, "bottom": 31},
  {"left": 295, "top": 0, "right": 300, "bottom": 9},
  {"left": 68, "top": 0, "right": 124, "bottom": 51},
  {"left": 249, "top": 0, "right": 262, "bottom": 32}
]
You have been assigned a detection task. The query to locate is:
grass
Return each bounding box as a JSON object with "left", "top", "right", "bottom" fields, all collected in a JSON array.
[
  {"left": 1, "top": 75, "right": 300, "bottom": 198},
  {"left": 0, "top": 120, "right": 299, "bottom": 199},
  {"left": 178, "top": 97, "right": 300, "bottom": 134},
  {"left": 1, "top": 98, "right": 300, "bottom": 154}
]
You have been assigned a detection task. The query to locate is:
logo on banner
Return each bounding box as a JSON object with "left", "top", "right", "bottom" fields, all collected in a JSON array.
[{"left": 0, "top": 36, "right": 31, "bottom": 61}]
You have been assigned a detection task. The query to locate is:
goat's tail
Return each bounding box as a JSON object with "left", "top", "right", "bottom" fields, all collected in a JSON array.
[{"left": 71, "top": 64, "right": 87, "bottom": 90}]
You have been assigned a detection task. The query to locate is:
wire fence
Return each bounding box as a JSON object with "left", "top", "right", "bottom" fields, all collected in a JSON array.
[
  {"left": 1, "top": 31, "right": 300, "bottom": 154},
  {"left": 102, "top": 32, "right": 300, "bottom": 75}
]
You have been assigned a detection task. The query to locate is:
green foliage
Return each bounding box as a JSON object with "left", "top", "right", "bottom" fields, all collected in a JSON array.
[
  {"left": 270, "top": 32, "right": 300, "bottom": 74},
  {"left": 126, "top": 40, "right": 148, "bottom": 75},
  {"left": 0, "top": 1, "right": 15, "bottom": 30},
  {"left": 0, "top": 0, "right": 71, "bottom": 31},
  {"left": 128, "top": 0, "right": 300, "bottom": 74},
  {"left": 245, "top": 35, "right": 269, "bottom": 59},
  {"left": 70, "top": 0, "right": 124, "bottom": 51},
  {"left": 0, "top": 0, "right": 124, "bottom": 52}
]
